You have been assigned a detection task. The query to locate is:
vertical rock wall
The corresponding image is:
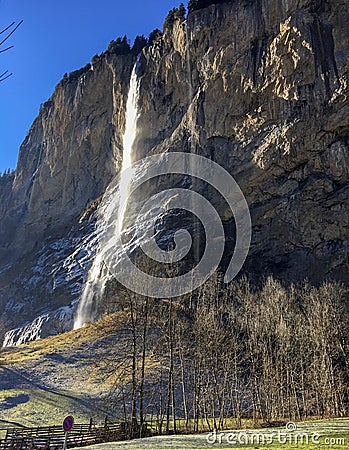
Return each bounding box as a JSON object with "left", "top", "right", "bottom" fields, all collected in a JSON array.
[{"left": 1, "top": 0, "right": 348, "bottom": 343}]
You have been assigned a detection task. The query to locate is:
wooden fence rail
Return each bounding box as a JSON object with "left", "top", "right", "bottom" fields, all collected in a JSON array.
[{"left": 0, "top": 421, "right": 128, "bottom": 449}]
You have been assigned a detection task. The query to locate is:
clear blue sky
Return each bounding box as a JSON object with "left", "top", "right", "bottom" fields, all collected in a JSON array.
[{"left": 0, "top": 0, "right": 180, "bottom": 173}]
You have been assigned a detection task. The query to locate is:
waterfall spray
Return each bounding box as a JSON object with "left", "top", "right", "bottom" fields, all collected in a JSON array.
[
  {"left": 74, "top": 62, "right": 140, "bottom": 330},
  {"left": 118, "top": 64, "right": 140, "bottom": 233}
]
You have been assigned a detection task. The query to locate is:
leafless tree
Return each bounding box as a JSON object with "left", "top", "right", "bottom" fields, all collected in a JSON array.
[
  {"left": 94, "top": 271, "right": 349, "bottom": 432},
  {"left": 0, "top": 20, "right": 23, "bottom": 81}
]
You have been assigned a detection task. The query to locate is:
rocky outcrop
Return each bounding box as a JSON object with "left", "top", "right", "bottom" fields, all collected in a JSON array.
[
  {"left": 0, "top": 54, "right": 135, "bottom": 340},
  {"left": 1, "top": 0, "right": 348, "bottom": 344},
  {"left": 136, "top": 0, "right": 349, "bottom": 283},
  {"left": 0, "top": 55, "right": 134, "bottom": 261}
]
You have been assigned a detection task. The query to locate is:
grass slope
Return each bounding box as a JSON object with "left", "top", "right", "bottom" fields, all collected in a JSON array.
[
  {"left": 0, "top": 313, "right": 127, "bottom": 427},
  {"left": 1, "top": 315, "right": 348, "bottom": 450}
]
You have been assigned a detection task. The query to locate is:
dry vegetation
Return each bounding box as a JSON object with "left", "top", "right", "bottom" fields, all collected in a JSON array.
[
  {"left": 0, "top": 313, "right": 129, "bottom": 426},
  {"left": 99, "top": 275, "right": 349, "bottom": 434},
  {"left": 0, "top": 275, "right": 348, "bottom": 436}
]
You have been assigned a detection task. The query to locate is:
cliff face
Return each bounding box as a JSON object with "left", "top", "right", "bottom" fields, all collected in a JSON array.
[
  {"left": 0, "top": 55, "right": 134, "bottom": 260},
  {"left": 0, "top": 55, "right": 134, "bottom": 342},
  {"left": 137, "top": 0, "right": 349, "bottom": 282},
  {"left": 1, "top": 0, "right": 349, "bottom": 344}
]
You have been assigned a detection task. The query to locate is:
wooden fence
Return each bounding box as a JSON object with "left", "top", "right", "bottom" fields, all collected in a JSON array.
[{"left": 0, "top": 420, "right": 133, "bottom": 449}]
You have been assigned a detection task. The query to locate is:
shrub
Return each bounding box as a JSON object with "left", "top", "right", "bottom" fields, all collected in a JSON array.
[
  {"left": 107, "top": 35, "right": 131, "bottom": 55},
  {"left": 59, "top": 63, "right": 91, "bottom": 86},
  {"left": 164, "top": 3, "right": 186, "bottom": 31},
  {"left": 91, "top": 54, "right": 100, "bottom": 65},
  {"left": 69, "top": 64, "right": 91, "bottom": 80},
  {"left": 188, "top": 0, "right": 227, "bottom": 13},
  {"left": 131, "top": 35, "right": 147, "bottom": 55},
  {"left": 148, "top": 28, "right": 162, "bottom": 46},
  {"left": 176, "top": 2, "right": 186, "bottom": 20}
]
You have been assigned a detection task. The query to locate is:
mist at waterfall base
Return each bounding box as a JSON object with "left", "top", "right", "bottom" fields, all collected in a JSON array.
[{"left": 73, "top": 64, "right": 140, "bottom": 330}]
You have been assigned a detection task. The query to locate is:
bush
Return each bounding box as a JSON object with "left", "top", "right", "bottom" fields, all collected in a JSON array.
[
  {"left": 176, "top": 2, "right": 186, "bottom": 20},
  {"left": 107, "top": 35, "right": 131, "bottom": 55},
  {"left": 68, "top": 64, "right": 91, "bottom": 80},
  {"left": 59, "top": 63, "right": 91, "bottom": 87},
  {"left": 188, "top": 0, "right": 227, "bottom": 13},
  {"left": 91, "top": 54, "right": 100, "bottom": 65},
  {"left": 131, "top": 35, "right": 147, "bottom": 55},
  {"left": 40, "top": 100, "right": 53, "bottom": 112},
  {"left": 148, "top": 28, "right": 162, "bottom": 47},
  {"left": 163, "top": 3, "right": 186, "bottom": 31}
]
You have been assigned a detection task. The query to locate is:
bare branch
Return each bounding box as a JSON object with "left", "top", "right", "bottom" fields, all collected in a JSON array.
[
  {"left": 0, "top": 20, "right": 23, "bottom": 47},
  {"left": 0, "top": 22, "right": 15, "bottom": 35},
  {"left": 0, "top": 70, "right": 12, "bottom": 82},
  {"left": 0, "top": 45, "right": 14, "bottom": 54},
  {"left": 0, "top": 20, "right": 23, "bottom": 82}
]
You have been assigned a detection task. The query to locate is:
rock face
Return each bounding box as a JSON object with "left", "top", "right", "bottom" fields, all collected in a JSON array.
[
  {"left": 1, "top": 0, "right": 349, "bottom": 344},
  {"left": 136, "top": 0, "right": 349, "bottom": 283},
  {"left": 0, "top": 55, "right": 135, "bottom": 343}
]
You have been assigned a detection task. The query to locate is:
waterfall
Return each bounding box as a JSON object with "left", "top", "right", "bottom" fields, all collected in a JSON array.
[
  {"left": 73, "top": 63, "right": 140, "bottom": 330},
  {"left": 118, "top": 65, "right": 140, "bottom": 234}
]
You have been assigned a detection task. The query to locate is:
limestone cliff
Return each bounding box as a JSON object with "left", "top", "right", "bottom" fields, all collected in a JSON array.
[
  {"left": 1, "top": 0, "right": 348, "bottom": 344},
  {"left": 0, "top": 54, "right": 135, "bottom": 342}
]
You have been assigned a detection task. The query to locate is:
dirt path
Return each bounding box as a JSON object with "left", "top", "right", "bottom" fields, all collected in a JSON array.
[
  {"left": 1, "top": 366, "right": 98, "bottom": 411},
  {"left": 0, "top": 366, "right": 109, "bottom": 426},
  {"left": 0, "top": 418, "right": 25, "bottom": 427}
]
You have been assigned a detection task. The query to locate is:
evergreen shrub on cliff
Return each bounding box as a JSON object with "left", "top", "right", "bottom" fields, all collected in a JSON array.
[
  {"left": 188, "top": 0, "right": 228, "bottom": 12},
  {"left": 131, "top": 35, "right": 147, "bottom": 55},
  {"left": 107, "top": 36, "right": 131, "bottom": 55},
  {"left": 148, "top": 28, "right": 162, "bottom": 46},
  {"left": 164, "top": 3, "right": 186, "bottom": 30}
]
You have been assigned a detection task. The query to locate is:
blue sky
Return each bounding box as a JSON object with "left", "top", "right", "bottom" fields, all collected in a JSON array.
[{"left": 0, "top": 0, "right": 180, "bottom": 173}]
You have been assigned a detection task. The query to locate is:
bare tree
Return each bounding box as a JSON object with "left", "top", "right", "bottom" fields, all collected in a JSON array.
[
  {"left": 1, "top": 20, "right": 23, "bottom": 81},
  {"left": 94, "top": 271, "right": 349, "bottom": 433}
]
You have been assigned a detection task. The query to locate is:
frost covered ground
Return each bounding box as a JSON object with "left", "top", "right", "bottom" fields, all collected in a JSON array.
[{"left": 71, "top": 419, "right": 349, "bottom": 449}]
